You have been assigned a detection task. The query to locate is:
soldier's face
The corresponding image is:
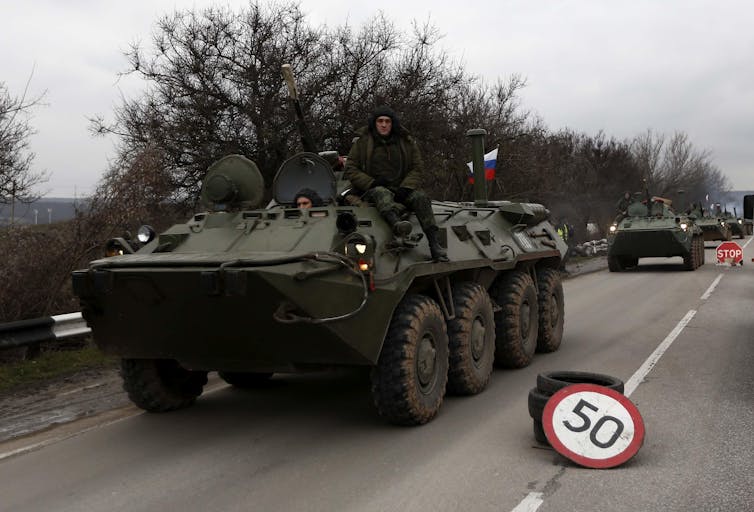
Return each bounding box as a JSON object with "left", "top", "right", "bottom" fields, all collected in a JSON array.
[{"left": 375, "top": 116, "right": 392, "bottom": 136}]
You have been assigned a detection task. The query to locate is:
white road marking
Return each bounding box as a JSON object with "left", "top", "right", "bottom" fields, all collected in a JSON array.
[
  {"left": 510, "top": 492, "right": 544, "bottom": 512},
  {"left": 700, "top": 275, "right": 723, "bottom": 300},
  {"left": 744, "top": 236, "right": 753, "bottom": 249},
  {"left": 624, "top": 309, "right": 697, "bottom": 397}
]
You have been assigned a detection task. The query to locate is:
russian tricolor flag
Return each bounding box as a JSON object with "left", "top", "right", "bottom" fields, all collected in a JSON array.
[{"left": 467, "top": 147, "right": 498, "bottom": 184}]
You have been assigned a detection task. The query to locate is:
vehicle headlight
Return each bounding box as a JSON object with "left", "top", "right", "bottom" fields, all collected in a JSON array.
[
  {"left": 137, "top": 225, "right": 156, "bottom": 244},
  {"left": 738, "top": 219, "right": 743, "bottom": 224},
  {"left": 609, "top": 225, "right": 617, "bottom": 233},
  {"left": 680, "top": 222, "right": 688, "bottom": 230},
  {"left": 343, "top": 233, "right": 375, "bottom": 272}
]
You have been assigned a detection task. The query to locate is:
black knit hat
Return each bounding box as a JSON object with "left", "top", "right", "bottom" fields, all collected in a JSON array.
[
  {"left": 293, "top": 187, "right": 324, "bottom": 207},
  {"left": 368, "top": 105, "right": 402, "bottom": 136}
]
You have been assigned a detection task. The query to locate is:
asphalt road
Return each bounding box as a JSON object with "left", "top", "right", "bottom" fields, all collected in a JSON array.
[{"left": 0, "top": 242, "right": 752, "bottom": 512}]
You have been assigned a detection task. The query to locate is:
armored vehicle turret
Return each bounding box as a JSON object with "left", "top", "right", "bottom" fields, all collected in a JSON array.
[
  {"left": 72, "top": 69, "right": 568, "bottom": 426},
  {"left": 608, "top": 195, "right": 704, "bottom": 272}
]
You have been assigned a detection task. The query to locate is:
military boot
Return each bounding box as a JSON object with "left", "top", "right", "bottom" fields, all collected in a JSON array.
[
  {"left": 426, "top": 226, "right": 449, "bottom": 262},
  {"left": 383, "top": 210, "right": 413, "bottom": 237}
]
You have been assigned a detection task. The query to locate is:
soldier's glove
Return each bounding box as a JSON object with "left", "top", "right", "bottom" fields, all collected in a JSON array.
[
  {"left": 394, "top": 187, "right": 412, "bottom": 203},
  {"left": 370, "top": 177, "right": 390, "bottom": 189}
]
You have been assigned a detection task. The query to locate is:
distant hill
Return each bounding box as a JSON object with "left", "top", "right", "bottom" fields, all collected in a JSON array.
[{"left": 0, "top": 197, "right": 90, "bottom": 226}]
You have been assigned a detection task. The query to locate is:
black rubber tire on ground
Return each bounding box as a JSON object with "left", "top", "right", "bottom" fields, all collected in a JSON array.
[
  {"left": 490, "top": 271, "right": 539, "bottom": 368},
  {"left": 370, "top": 294, "right": 449, "bottom": 425},
  {"left": 535, "top": 269, "right": 564, "bottom": 353},
  {"left": 536, "top": 370, "right": 624, "bottom": 397},
  {"left": 532, "top": 419, "right": 549, "bottom": 445},
  {"left": 607, "top": 254, "right": 623, "bottom": 272},
  {"left": 218, "top": 371, "right": 274, "bottom": 388},
  {"left": 121, "top": 358, "right": 208, "bottom": 412},
  {"left": 625, "top": 257, "right": 639, "bottom": 268},
  {"left": 527, "top": 386, "right": 551, "bottom": 420},
  {"left": 446, "top": 282, "right": 495, "bottom": 395}
]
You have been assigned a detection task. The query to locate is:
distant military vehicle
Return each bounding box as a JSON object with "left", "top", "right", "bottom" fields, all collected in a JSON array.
[
  {"left": 688, "top": 203, "right": 731, "bottom": 242},
  {"left": 722, "top": 208, "right": 747, "bottom": 239},
  {"left": 608, "top": 195, "right": 704, "bottom": 271},
  {"left": 71, "top": 66, "right": 569, "bottom": 426}
]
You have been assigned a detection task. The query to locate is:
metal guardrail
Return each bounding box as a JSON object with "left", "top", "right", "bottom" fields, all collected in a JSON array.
[{"left": 0, "top": 312, "right": 90, "bottom": 350}]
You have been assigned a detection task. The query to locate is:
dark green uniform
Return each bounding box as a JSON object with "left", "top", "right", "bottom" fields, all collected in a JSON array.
[{"left": 344, "top": 106, "right": 447, "bottom": 261}]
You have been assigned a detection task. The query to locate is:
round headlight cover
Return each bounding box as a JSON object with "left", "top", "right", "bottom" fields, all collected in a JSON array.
[{"left": 137, "top": 225, "right": 156, "bottom": 244}]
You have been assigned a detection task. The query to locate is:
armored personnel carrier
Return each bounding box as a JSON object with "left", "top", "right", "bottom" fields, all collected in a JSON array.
[
  {"left": 71, "top": 71, "right": 568, "bottom": 426},
  {"left": 608, "top": 195, "right": 704, "bottom": 272},
  {"left": 722, "top": 208, "right": 747, "bottom": 239},
  {"left": 689, "top": 203, "right": 731, "bottom": 242}
]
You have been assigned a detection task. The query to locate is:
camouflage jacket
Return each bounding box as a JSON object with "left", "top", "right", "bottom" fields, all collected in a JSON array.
[{"left": 344, "top": 126, "right": 424, "bottom": 193}]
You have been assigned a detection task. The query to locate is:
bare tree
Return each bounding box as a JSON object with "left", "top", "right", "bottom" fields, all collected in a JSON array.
[{"left": 0, "top": 76, "right": 48, "bottom": 205}]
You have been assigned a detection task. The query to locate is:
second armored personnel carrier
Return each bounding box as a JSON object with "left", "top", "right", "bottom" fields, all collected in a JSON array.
[
  {"left": 72, "top": 76, "right": 568, "bottom": 425},
  {"left": 608, "top": 195, "right": 704, "bottom": 272}
]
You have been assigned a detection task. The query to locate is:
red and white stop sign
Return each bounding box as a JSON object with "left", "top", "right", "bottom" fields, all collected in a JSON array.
[{"left": 716, "top": 241, "right": 743, "bottom": 265}]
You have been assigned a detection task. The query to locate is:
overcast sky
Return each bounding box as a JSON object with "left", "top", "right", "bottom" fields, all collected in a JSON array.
[{"left": 3, "top": 0, "right": 753, "bottom": 197}]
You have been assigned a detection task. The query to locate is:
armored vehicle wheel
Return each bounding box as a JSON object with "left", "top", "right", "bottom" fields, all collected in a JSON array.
[
  {"left": 121, "top": 358, "right": 208, "bottom": 412},
  {"left": 219, "top": 371, "right": 274, "bottom": 388},
  {"left": 446, "top": 282, "right": 495, "bottom": 395},
  {"left": 684, "top": 235, "right": 701, "bottom": 270},
  {"left": 624, "top": 257, "right": 639, "bottom": 268},
  {"left": 535, "top": 269, "right": 564, "bottom": 353},
  {"left": 491, "top": 271, "right": 539, "bottom": 368},
  {"left": 371, "top": 294, "right": 449, "bottom": 425},
  {"left": 607, "top": 255, "right": 624, "bottom": 272}
]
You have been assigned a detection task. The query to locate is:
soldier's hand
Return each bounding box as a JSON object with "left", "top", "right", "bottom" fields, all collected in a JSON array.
[{"left": 370, "top": 177, "right": 390, "bottom": 189}]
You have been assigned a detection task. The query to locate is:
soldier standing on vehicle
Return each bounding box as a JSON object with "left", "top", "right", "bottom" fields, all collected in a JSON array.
[
  {"left": 344, "top": 105, "right": 448, "bottom": 262},
  {"left": 615, "top": 191, "right": 631, "bottom": 222}
]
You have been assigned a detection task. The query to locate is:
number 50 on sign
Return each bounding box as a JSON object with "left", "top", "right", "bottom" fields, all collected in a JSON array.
[{"left": 542, "top": 383, "right": 645, "bottom": 469}]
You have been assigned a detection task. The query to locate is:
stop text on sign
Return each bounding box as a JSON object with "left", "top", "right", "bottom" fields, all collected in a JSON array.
[{"left": 716, "top": 241, "right": 743, "bottom": 264}]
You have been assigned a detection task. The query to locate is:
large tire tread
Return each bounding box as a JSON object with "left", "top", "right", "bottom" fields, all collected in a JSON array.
[
  {"left": 535, "top": 269, "right": 564, "bottom": 353},
  {"left": 491, "top": 271, "right": 539, "bottom": 368},
  {"left": 121, "top": 358, "right": 208, "bottom": 412},
  {"left": 371, "top": 295, "right": 449, "bottom": 425},
  {"left": 447, "top": 283, "right": 495, "bottom": 395}
]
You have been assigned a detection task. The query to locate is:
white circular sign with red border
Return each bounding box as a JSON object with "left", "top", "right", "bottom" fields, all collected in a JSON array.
[{"left": 542, "top": 383, "right": 645, "bottom": 469}]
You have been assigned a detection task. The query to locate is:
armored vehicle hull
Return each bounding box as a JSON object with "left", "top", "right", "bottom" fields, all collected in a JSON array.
[
  {"left": 73, "top": 145, "right": 568, "bottom": 425},
  {"left": 724, "top": 217, "right": 747, "bottom": 239},
  {"left": 608, "top": 204, "right": 704, "bottom": 272},
  {"left": 696, "top": 217, "right": 731, "bottom": 242}
]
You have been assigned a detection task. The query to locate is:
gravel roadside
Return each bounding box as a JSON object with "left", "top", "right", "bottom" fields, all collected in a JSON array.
[{"left": 0, "top": 256, "right": 607, "bottom": 445}]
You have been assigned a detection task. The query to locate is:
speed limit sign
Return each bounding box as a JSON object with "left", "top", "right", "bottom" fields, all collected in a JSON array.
[{"left": 542, "top": 383, "right": 645, "bottom": 469}]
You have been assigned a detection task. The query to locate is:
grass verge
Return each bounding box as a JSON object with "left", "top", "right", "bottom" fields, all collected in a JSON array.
[{"left": 0, "top": 344, "right": 117, "bottom": 395}]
